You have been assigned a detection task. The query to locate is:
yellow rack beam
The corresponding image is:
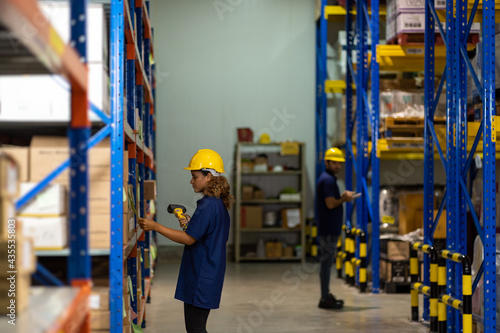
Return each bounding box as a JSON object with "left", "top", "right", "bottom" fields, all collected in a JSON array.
[
  {"left": 325, "top": 80, "right": 356, "bottom": 93},
  {"left": 325, "top": 5, "right": 386, "bottom": 22}
]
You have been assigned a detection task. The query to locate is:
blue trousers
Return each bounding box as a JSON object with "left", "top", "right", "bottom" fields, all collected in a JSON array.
[{"left": 318, "top": 234, "right": 339, "bottom": 300}]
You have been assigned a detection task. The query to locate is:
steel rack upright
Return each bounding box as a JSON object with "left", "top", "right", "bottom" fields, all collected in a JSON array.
[
  {"left": 110, "top": 0, "right": 157, "bottom": 331},
  {"left": 316, "top": 0, "right": 381, "bottom": 293}
]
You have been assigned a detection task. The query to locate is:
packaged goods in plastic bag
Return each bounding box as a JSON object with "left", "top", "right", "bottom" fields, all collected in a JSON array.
[{"left": 380, "top": 188, "right": 398, "bottom": 229}]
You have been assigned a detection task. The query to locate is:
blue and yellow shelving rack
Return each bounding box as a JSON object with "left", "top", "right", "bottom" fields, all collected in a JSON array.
[
  {"left": 422, "top": 0, "right": 497, "bottom": 331},
  {"left": 0, "top": 0, "right": 156, "bottom": 331},
  {"left": 316, "top": 0, "right": 382, "bottom": 293}
]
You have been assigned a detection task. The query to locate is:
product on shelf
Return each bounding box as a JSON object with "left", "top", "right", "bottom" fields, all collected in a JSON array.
[
  {"left": 237, "top": 128, "right": 254, "bottom": 142},
  {"left": 265, "top": 241, "right": 283, "bottom": 258},
  {"left": 398, "top": 191, "right": 424, "bottom": 235},
  {"left": 18, "top": 183, "right": 66, "bottom": 216},
  {"left": 240, "top": 206, "right": 263, "bottom": 229},
  {"left": 19, "top": 216, "right": 67, "bottom": 249},
  {"left": 282, "top": 208, "right": 301, "bottom": 229},
  {"left": 379, "top": 187, "right": 398, "bottom": 231},
  {"left": 0, "top": 146, "right": 29, "bottom": 182}
]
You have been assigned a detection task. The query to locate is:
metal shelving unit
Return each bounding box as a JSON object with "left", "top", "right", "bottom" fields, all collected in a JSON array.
[
  {"left": 422, "top": 0, "right": 497, "bottom": 330},
  {"left": 110, "top": 0, "right": 156, "bottom": 331},
  {"left": 234, "top": 143, "right": 306, "bottom": 263},
  {"left": 319, "top": 0, "right": 498, "bottom": 328},
  {"left": 0, "top": 0, "right": 157, "bottom": 331},
  {"left": 0, "top": 0, "right": 92, "bottom": 330},
  {"left": 317, "top": 0, "right": 381, "bottom": 293}
]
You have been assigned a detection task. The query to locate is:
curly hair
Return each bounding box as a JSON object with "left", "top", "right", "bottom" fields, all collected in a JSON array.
[{"left": 202, "top": 172, "right": 234, "bottom": 210}]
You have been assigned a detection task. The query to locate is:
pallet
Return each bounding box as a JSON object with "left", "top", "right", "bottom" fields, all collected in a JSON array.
[
  {"left": 387, "top": 32, "right": 479, "bottom": 46},
  {"left": 381, "top": 280, "right": 412, "bottom": 294},
  {"left": 382, "top": 117, "right": 446, "bottom": 138}
]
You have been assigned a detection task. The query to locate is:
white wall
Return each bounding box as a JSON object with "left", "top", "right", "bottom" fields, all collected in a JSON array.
[{"left": 150, "top": 0, "right": 316, "bottom": 245}]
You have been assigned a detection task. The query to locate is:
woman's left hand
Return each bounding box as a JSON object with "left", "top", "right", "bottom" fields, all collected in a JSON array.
[{"left": 138, "top": 218, "right": 158, "bottom": 232}]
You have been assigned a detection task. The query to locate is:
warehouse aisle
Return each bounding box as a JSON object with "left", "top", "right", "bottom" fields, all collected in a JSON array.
[{"left": 146, "top": 261, "right": 428, "bottom": 333}]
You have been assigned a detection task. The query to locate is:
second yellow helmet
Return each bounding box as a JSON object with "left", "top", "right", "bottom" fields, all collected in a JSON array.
[{"left": 324, "top": 147, "right": 345, "bottom": 162}]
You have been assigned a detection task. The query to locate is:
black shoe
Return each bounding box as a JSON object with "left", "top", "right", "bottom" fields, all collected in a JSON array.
[{"left": 318, "top": 294, "right": 344, "bottom": 309}]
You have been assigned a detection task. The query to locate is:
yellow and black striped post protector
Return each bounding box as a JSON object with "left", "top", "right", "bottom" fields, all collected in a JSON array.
[
  {"left": 349, "top": 228, "right": 356, "bottom": 286},
  {"left": 410, "top": 242, "right": 438, "bottom": 333},
  {"left": 344, "top": 227, "right": 353, "bottom": 286},
  {"left": 438, "top": 257, "right": 447, "bottom": 333},
  {"left": 440, "top": 250, "right": 472, "bottom": 333},
  {"left": 358, "top": 231, "right": 367, "bottom": 293},
  {"left": 336, "top": 236, "right": 343, "bottom": 279},
  {"left": 410, "top": 247, "right": 419, "bottom": 321}
]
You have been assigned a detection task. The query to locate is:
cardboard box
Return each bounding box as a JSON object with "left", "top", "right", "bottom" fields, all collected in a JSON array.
[
  {"left": 0, "top": 147, "right": 29, "bottom": 182},
  {"left": 29, "top": 136, "right": 111, "bottom": 184},
  {"left": 241, "top": 161, "right": 254, "bottom": 173},
  {"left": 241, "top": 185, "right": 254, "bottom": 200},
  {"left": 266, "top": 241, "right": 283, "bottom": 258},
  {"left": 89, "top": 287, "right": 109, "bottom": 311},
  {"left": 90, "top": 310, "right": 110, "bottom": 330},
  {"left": 18, "top": 182, "right": 66, "bottom": 216},
  {"left": 380, "top": 239, "right": 410, "bottom": 261},
  {"left": 0, "top": 153, "right": 19, "bottom": 199},
  {"left": 240, "top": 206, "right": 262, "bottom": 229},
  {"left": 144, "top": 180, "right": 156, "bottom": 200},
  {"left": 379, "top": 259, "right": 387, "bottom": 281},
  {"left": 253, "top": 157, "right": 268, "bottom": 172},
  {"left": 398, "top": 192, "right": 424, "bottom": 235},
  {"left": 253, "top": 190, "right": 265, "bottom": 200},
  {"left": 0, "top": 199, "right": 16, "bottom": 238},
  {"left": 0, "top": 272, "right": 30, "bottom": 314},
  {"left": 89, "top": 181, "right": 110, "bottom": 215},
  {"left": 123, "top": 210, "right": 134, "bottom": 243},
  {"left": 282, "top": 208, "right": 302, "bottom": 229},
  {"left": 0, "top": 63, "right": 109, "bottom": 123},
  {"left": 383, "top": 260, "right": 409, "bottom": 283},
  {"left": 19, "top": 216, "right": 67, "bottom": 249},
  {"left": 89, "top": 215, "right": 110, "bottom": 250},
  {"left": 40, "top": 3, "right": 108, "bottom": 63},
  {"left": 433, "top": 209, "right": 447, "bottom": 239},
  {"left": 283, "top": 246, "right": 294, "bottom": 257},
  {"left": 0, "top": 236, "right": 36, "bottom": 274},
  {"left": 124, "top": 210, "right": 135, "bottom": 240}
]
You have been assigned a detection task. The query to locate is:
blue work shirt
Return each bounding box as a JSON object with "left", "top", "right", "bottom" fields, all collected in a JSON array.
[
  {"left": 174, "top": 195, "right": 230, "bottom": 309},
  {"left": 316, "top": 170, "right": 343, "bottom": 236}
]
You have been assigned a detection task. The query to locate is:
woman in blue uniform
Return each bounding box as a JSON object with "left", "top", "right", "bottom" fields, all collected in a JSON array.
[{"left": 139, "top": 149, "right": 232, "bottom": 333}]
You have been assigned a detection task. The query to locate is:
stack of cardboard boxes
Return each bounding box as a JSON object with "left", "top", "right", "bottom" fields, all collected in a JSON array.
[
  {"left": 0, "top": 153, "right": 36, "bottom": 314},
  {"left": 89, "top": 287, "right": 110, "bottom": 332},
  {"left": 0, "top": 136, "right": 132, "bottom": 251}
]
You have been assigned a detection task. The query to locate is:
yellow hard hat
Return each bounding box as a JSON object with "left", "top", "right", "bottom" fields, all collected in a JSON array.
[
  {"left": 324, "top": 147, "right": 345, "bottom": 162},
  {"left": 259, "top": 133, "right": 271, "bottom": 144},
  {"left": 184, "top": 149, "right": 225, "bottom": 173}
]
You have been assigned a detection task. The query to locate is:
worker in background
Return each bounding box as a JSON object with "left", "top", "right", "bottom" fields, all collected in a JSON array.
[
  {"left": 316, "top": 147, "right": 354, "bottom": 309},
  {"left": 139, "top": 149, "right": 233, "bottom": 333}
]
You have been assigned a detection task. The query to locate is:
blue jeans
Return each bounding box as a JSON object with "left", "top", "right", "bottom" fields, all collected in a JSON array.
[{"left": 318, "top": 234, "right": 339, "bottom": 300}]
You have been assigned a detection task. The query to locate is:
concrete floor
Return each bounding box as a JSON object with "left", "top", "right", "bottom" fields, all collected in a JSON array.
[{"left": 145, "top": 261, "right": 429, "bottom": 333}]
